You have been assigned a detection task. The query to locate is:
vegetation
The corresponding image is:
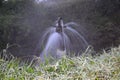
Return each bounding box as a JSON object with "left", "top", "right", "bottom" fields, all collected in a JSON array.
[
  {"left": 0, "top": 46, "right": 120, "bottom": 80},
  {"left": 0, "top": 0, "right": 120, "bottom": 80}
]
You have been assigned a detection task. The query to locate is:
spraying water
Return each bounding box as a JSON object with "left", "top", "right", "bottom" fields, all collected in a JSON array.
[{"left": 40, "top": 17, "right": 88, "bottom": 61}]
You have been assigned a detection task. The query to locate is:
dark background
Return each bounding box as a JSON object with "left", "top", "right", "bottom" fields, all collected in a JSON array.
[{"left": 0, "top": 0, "right": 120, "bottom": 57}]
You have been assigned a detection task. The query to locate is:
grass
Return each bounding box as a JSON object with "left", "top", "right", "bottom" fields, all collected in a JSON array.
[{"left": 0, "top": 46, "right": 120, "bottom": 80}]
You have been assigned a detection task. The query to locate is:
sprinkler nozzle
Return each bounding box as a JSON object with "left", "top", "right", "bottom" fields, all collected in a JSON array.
[{"left": 56, "top": 17, "right": 63, "bottom": 32}]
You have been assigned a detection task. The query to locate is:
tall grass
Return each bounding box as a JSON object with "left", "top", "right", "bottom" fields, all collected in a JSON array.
[{"left": 0, "top": 46, "right": 120, "bottom": 80}]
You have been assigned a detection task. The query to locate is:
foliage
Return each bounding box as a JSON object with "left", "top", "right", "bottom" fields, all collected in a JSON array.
[
  {"left": 0, "top": 0, "right": 34, "bottom": 51},
  {"left": 0, "top": 46, "right": 120, "bottom": 80},
  {"left": 95, "top": 0, "right": 120, "bottom": 16}
]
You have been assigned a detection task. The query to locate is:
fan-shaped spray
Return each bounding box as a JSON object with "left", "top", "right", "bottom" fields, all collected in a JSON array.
[{"left": 39, "top": 17, "right": 88, "bottom": 61}]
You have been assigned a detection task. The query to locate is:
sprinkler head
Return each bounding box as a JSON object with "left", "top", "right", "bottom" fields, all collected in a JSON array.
[{"left": 56, "top": 17, "right": 63, "bottom": 33}]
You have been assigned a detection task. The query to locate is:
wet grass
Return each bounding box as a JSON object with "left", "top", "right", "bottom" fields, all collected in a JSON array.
[{"left": 0, "top": 46, "right": 120, "bottom": 80}]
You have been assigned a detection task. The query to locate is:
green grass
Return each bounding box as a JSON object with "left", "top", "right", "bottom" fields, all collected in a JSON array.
[{"left": 0, "top": 46, "right": 120, "bottom": 80}]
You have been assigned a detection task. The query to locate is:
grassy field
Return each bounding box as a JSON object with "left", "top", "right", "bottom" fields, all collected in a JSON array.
[{"left": 0, "top": 46, "right": 120, "bottom": 80}]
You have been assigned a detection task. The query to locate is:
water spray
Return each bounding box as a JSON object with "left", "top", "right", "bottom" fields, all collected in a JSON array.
[{"left": 39, "top": 17, "right": 88, "bottom": 61}]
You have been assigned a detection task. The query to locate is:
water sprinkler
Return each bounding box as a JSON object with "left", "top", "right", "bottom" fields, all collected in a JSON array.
[
  {"left": 40, "top": 17, "right": 89, "bottom": 61},
  {"left": 56, "top": 17, "right": 63, "bottom": 33}
]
